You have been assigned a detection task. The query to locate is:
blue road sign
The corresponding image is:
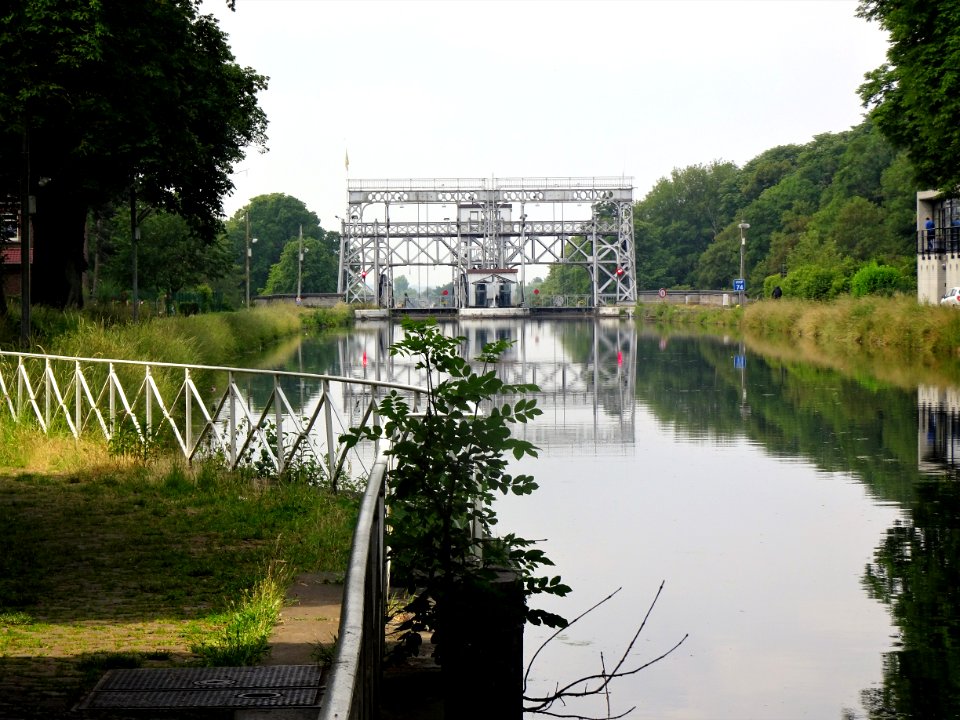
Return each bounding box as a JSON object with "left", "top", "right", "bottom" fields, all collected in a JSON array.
[
  {"left": 733, "top": 279, "right": 745, "bottom": 291},
  {"left": 734, "top": 354, "right": 746, "bottom": 369}
]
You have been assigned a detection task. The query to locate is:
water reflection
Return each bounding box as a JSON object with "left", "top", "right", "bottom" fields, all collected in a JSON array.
[
  {"left": 918, "top": 386, "right": 960, "bottom": 474},
  {"left": 861, "top": 479, "right": 960, "bottom": 719},
  {"left": 855, "top": 387, "right": 960, "bottom": 719},
  {"left": 253, "top": 320, "right": 960, "bottom": 718},
  {"left": 323, "top": 319, "right": 638, "bottom": 453}
]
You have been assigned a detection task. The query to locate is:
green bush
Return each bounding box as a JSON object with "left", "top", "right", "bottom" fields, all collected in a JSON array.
[
  {"left": 781, "top": 265, "right": 845, "bottom": 301},
  {"left": 849, "top": 262, "right": 905, "bottom": 298},
  {"left": 763, "top": 274, "right": 785, "bottom": 298}
]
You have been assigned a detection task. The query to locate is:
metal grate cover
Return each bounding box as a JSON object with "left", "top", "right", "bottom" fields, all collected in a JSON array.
[{"left": 78, "top": 665, "right": 324, "bottom": 710}]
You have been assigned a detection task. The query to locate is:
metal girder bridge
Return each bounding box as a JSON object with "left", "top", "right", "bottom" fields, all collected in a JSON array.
[{"left": 337, "top": 177, "right": 636, "bottom": 307}]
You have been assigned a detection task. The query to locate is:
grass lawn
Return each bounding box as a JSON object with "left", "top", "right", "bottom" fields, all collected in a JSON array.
[{"left": 0, "top": 432, "right": 357, "bottom": 719}]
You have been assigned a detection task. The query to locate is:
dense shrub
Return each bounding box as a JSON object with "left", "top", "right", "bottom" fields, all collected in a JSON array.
[
  {"left": 849, "top": 262, "right": 906, "bottom": 298},
  {"left": 781, "top": 265, "right": 845, "bottom": 300},
  {"left": 763, "top": 274, "right": 786, "bottom": 298}
]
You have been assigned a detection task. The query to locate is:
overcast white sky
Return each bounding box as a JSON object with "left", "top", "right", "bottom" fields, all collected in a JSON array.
[{"left": 205, "top": 0, "right": 890, "bottom": 230}]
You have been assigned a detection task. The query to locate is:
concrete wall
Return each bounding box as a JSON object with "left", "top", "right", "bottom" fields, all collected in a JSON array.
[
  {"left": 636, "top": 290, "right": 737, "bottom": 306},
  {"left": 918, "top": 256, "right": 947, "bottom": 304}
]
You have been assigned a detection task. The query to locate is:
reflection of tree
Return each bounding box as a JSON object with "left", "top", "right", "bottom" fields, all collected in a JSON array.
[
  {"left": 634, "top": 333, "right": 922, "bottom": 506},
  {"left": 861, "top": 481, "right": 960, "bottom": 719}
]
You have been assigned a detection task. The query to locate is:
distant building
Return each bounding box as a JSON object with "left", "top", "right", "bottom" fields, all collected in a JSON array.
[
  {"left": 917, "top": 190, "right": 960, "bottom": 304},
  {"left": 1, "top": 243, "right": 31, "bottom": 299},
  {"left": 0, "top": 199, "right": 26, "bottom": 299},
  {"left": 463, "top": 268, "right": 520, "bottom": 308}
]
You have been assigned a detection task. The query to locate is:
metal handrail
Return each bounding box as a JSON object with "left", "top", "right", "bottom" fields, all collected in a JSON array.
[
  {"left": 0, "top": 350, "right": 425, "bottom": 481},
  {"left": 320, "top": 450, "right": 388, "bottom": 720},
  {"left": 0, "top": 350, "right": 411, "bottom": 717}
]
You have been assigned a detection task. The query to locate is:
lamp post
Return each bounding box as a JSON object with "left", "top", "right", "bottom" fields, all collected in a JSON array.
[
  {"left": 245, "top": 210, "right": 258, "bottom": 308},
  {"left": 296, "top": 224, "right": 307, "bottom": 304},
  {"left": 738, "top": 221, "right": 750, "bottom": 306}
]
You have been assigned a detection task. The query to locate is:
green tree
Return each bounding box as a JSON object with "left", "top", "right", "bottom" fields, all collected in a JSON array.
[
  {"left": 880, "top": 151, "right": 922, "bottom": 261},
  {"left": 539, "top": 256, "right": 591, "bottom": 297},
  {"left": 633, "top": 161, "right": 739, "bottom": 288},
  {"left": 737, "top": 144, "right": 803, "bottom": 205},
  {"left": 0, "top": 0, "right": 267, "bottom": 308},
  {"left": 95, "top": 206, "right": 233, "bottom": 303},
  {"left": 223, "top": 194, "right": 329, "bottom": 299},
  {"left": 858, "top": 1, "right": 960, "bottom": 192},
  {"left": 263, "top": 235, "right": 338, "bottom": 295}
]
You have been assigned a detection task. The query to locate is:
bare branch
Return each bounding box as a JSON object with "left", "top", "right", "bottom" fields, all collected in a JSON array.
[
  {"left": 524, "top": 587, "right": 623, "bottom": 693},
  {"left": 524, "top": 581, "right": 688, "bottom": 719},
  {"left": 601, "top": 652, "right": 611, "bottom": 718},
  {"left": 531, "top": 707, "right": 636, "bottom": 720}
]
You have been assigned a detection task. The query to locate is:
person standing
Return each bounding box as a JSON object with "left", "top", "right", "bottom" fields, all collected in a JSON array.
[{"left": 925, "top": 216, "right": 936, "bottom": 251}]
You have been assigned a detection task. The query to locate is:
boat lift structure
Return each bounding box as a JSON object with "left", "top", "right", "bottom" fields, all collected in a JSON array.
[{"left": 337, "top": 177, "right": 636, "bottom": 309}]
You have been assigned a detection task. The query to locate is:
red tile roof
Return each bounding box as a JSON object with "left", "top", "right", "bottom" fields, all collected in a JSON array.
[{"left": 1, "top": 245, "right": 32, "bottom": 266}]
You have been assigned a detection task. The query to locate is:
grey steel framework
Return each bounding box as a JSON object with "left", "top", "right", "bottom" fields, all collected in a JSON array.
[{"left": 338, "top": 177, "right": 636, "bottom": 307}]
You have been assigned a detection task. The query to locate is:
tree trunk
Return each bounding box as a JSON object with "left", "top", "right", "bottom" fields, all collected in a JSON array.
[{"left": 32, "top": 183, "right": 87, "bottom": 309}]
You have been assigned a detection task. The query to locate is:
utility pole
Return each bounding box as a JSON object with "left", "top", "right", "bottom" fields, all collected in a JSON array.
[
  {"left": 738, "top": 221, "right": 750, "bottom": 307},
  {"left": 20, "top": 129, "right": 31, "bottom": 347},
  {"left": 245, "top": 210, "right": 257, "bottom": 308},
  {"left": 296, "top": 224, "right": 305, "bottom": 303},
  {"left": 131, "top": 186, "right": 139, "bottom": 321}
]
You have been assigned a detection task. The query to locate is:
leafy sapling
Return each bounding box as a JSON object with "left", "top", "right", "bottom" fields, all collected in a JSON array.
[{"left": 342, "top": 318, "right": 571, "bottom": 657}]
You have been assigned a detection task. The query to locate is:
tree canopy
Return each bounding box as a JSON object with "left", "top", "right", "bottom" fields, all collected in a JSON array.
[
  {"left": 89, "top": 204, "right": 233, "bottom": 304},
  {"left": 542, "top": 118, "right": 917, "bottom": 299},
  {"left": 223, "top": 193, "right": 335, "bottom": 297},
  {"left": 857, "top": 0, "right": 960, "bottom": 193},
  {"left": 263, "top": 234, "right": 339, "bottom": 295},
  {"left": 0, "top": 0, "right": 267, "bottom": 308}
]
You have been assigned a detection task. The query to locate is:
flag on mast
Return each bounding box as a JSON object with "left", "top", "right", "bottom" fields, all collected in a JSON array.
[{"left": 344, "top": 148, "right": 350, "bottom": 172}]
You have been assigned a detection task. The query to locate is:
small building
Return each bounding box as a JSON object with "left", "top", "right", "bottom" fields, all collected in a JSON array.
[
  {"left": 917, "top": 190, "right": 960, "bottom": 304},
  {"left": 464, "top": 268, "right": 520, "bottom": 308},
  {"left": 1, "top": 242, "right": 29, "bottom": 300}
]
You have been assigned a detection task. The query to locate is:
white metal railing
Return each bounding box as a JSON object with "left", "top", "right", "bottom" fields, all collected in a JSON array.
[
  {"left": 0, "top": 351, "right": 425, "bottom": 484},
  {"left": 319, "top": 450, "right": 388, "bottom": 720}
]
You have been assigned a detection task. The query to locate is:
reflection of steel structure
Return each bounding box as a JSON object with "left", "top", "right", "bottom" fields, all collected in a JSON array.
[
  {"left": 918, "top": 385, "right": 960, "bottom": 473},
  {"left": 338, "top": 177, "right": 636, "bottom": 308},
  {"left": 339, "top": 320, "right": 637, "bottom": 452}
]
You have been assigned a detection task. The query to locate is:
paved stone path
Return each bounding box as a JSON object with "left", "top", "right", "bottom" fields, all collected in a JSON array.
[
  {"left": 264, "top": 571, "right": 343, "bottom": 665},
  {"left": 266, "top": 572, "right": 442, "bottom": 718}
]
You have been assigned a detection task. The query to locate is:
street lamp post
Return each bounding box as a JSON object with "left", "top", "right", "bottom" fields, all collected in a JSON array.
[
  {"left": 296, "top": 224, "right": 307, "bottom": 304},
  {"left": 245, "top": 210, "right": 258, "bottom": 308},
  {"left": 738, "top": 221, "right": 750, "bottom": 306}
]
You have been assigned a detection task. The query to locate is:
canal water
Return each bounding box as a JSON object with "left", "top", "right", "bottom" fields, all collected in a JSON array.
[{"left": 262, "top": 317, "right": 960, "bottom": 719}]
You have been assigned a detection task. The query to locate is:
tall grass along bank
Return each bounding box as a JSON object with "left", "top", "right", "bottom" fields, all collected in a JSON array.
[
  {"left": 743, "top": 296, "right": 960, "bottom": 364},
  {"left": 636, "top": 302, "right": 743, "bottom": 328},
  {"left": 0, "top": 302, "right": 354, "bottom": 363}
]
